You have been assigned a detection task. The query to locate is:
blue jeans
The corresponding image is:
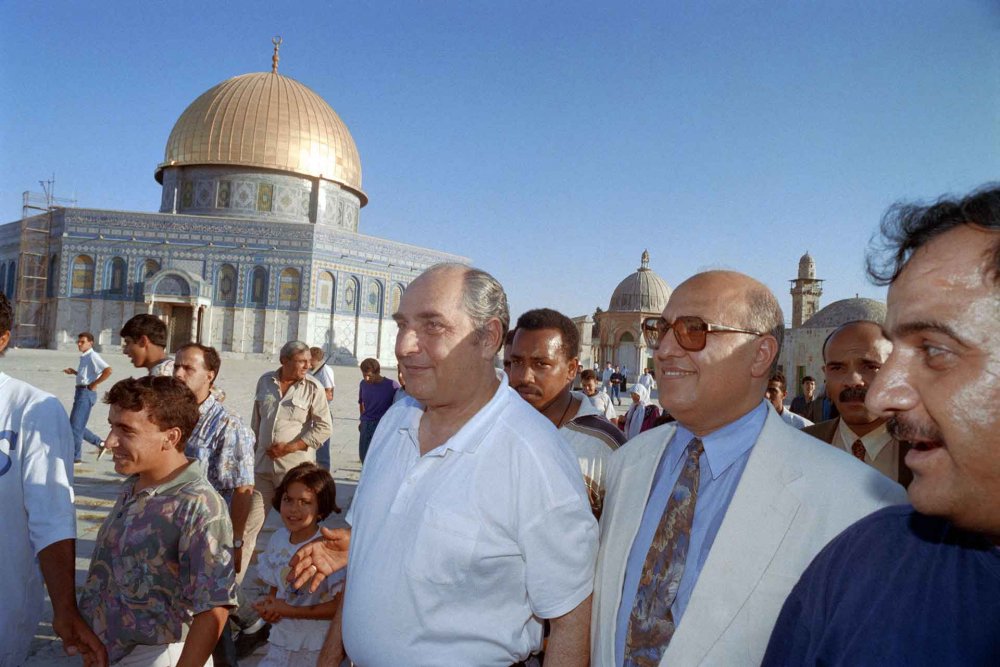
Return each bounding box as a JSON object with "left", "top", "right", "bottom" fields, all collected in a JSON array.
[
  {"left": 359, "top": 419, "right": 379, "bottom": 464},
  {"left": 611, "top": 384, "right": 621, "bottom": 404},
  {"left": 316, "top": 438, "right": 331, "bottom": 470},
  {"left": 69, "top": 386, "right": 102, "bottom": 460}
]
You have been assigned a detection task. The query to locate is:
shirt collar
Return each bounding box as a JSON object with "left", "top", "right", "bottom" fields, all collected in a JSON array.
[
  {"left": 127, "top": 458, "right": 204, "bottom": 498},
  {"left": 401, "top": 370, "right": 509, "bottom": 457},
  {"left": 198, "top": 393, "right": 219, "bottom": 415},
  {"left": 568, "top": 390, "right": 601, "bottom": 421},
  {"left": 673, "top": 401, "right": 768, "bottom": 480},
  {"left": 81, "top": 349, "right": 94, "bottom": 357},
  {"left": 836, "top": 419, "right": 892, "bottom": 459}
]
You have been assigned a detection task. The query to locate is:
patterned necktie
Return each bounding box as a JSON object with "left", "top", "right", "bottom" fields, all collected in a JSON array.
[
  {"left": 624, "top": 437, "right": 705, "bottom": 667},
  {"left": 851, "top": 438, "right": 866, "bottom": 461}
]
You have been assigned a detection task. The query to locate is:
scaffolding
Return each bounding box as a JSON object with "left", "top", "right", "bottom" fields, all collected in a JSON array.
[{"left": 13, "top": 179, "right": 76, "bottom": 347}]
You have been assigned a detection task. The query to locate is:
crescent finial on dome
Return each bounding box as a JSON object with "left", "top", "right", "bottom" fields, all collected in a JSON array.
[{"left": 271, "top": 36, "right": 283, "bottom": 74}]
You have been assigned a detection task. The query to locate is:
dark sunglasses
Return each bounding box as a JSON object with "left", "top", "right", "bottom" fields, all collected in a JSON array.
[{"left": 641, "top": 316, "right": 763, "bottom": 352}]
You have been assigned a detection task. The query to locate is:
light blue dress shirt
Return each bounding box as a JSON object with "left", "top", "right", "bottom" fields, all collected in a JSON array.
[
  {"left": 614, "top": 401, "right": 768, "bottom": 666},
  {"left": 76, "top": 348, "right": 109, "bottom": 386}
]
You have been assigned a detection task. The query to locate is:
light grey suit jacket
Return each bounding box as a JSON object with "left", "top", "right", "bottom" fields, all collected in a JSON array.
[{"left": 591, "top": 406, "right": 907, "bottom": 666}]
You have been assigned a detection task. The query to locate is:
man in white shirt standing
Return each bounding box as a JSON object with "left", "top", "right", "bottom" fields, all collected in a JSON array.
[
  {"left": 580, "top": 369, "right": 618, "bottom": 422},
  {"left": 765, "top": 372, "right": 813, "bottom": 429},
  {"left": 62, "top": 331, "right": 112, "bottom": 463},
  {"left": 803, "top": 320, "right": 911, "bottom": 487},
  {"left": 0, "top": 293, "right": 107, "bottom": 667},
  {"left": 309, "top": 346, "right": 336, "bottom": 471},
  {"left": 298, "top": 263, "right": 598, "bottom": 666}
]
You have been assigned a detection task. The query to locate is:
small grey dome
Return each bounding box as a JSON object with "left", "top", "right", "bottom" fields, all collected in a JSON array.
[
  {"left": 608, "top": 250, "right": 672, "bottom": 313},
  {"left": 803, "top": 297, "right": 886, "bottom": 329},
  {"left": 798, "top": 252, "right": 816, "bottom": 279}
]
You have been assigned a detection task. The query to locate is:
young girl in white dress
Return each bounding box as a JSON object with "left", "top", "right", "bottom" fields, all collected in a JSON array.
[{"left": 254, "top": 463, "right": 343, "bottom": 667}]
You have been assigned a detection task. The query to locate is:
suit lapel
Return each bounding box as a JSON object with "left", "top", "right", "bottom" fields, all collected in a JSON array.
[{"left": 662, "top": 411, "right": 802, "bottom": 665}]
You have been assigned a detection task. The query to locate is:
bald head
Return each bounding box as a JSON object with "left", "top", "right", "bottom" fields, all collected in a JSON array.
[{"left": 654, "top": 270, "right": 783, "bottom": 436}]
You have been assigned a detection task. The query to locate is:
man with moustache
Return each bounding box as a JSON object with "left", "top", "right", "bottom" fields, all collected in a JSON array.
[
  {"left": 509, "top": 308, "right": 625, "bottom": 518},
  {"left": 764, "top": 186, "right": 1000, "bottom": 664},
  {"left": 591, "top": 270, "right": 906, "bottom": 666},
  {"left": 307, "top": 264, "right": 597, "bottom": 665},
  {"left": 803, "top": 321, "right": 911, "bottom": 486}
]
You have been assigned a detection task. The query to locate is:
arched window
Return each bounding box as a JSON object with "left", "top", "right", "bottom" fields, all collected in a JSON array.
[
  {"left": 46, "top": 254, "right": 58, "bottom": 297},
  {"left": 249, "top": 267, "right": 268, "bottom": 306},
  {"left": 619, "top": 332, "right": 635, "bottom": 343},
  {"left": 71, "top": 255, "right": 94, "bottom": 295},
  {"left": 142, "top": 259, "right": 160, "bottom": 279},
  {"left": 0, "top": 263, "right": 6, "bottom": 296},
  {"left": 217, "top": 264, "right": 237, "bottom": 305},
  {"left": 278, "top": 268, "right": 301, "bottom": 309},
  {"left": 390, "top": 284, "right": 404, "bottom": 315},
  {"left": 7, "top": 260, "right": 16, "bottom": 296},
  {"left": 108, "top": 257, "right": 127, "bottom": 295},
  {"left": 316, "top": 271, "right": 335, "bottom": 310},
  {"left": 344, "top": 276, "right": 360, "bottom": 312},
  {"left": 365, "top": 280, "right": 383, "bottom": 314}
]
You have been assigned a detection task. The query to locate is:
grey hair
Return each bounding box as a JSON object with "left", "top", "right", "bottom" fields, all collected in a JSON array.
[
  {"left": 279, "top": 340, "right": 310, "bottom": 362},
  {"left": 744, "top": 284, "right": 784, "bottom": 370},
  {"left": 423, "top": 263, "right": 510, "bottom": 352}
]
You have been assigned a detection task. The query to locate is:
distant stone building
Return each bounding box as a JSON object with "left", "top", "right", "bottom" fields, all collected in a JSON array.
[
  {"left": 592, "top": 250, "right": 672, "bottom": 374},
  {"left": 0, "top": 49, "right": 464, "bottom": 364},
  {"left": 570, "top": 250, "right": 885, "bottom": 394}
]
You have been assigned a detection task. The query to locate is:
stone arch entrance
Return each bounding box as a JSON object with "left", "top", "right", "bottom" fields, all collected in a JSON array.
[{"left": 143, "top": 269, "right": 212, "bottom": 352}]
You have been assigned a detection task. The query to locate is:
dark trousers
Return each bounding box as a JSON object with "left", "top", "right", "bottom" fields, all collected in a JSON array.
[{"left": 359, "top": 419, "right": 379, "bottom": 463}]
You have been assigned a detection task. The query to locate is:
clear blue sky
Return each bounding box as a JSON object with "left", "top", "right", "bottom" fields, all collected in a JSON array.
[{"left": 2, "top": 1, "right": 997, "bottom": 324}]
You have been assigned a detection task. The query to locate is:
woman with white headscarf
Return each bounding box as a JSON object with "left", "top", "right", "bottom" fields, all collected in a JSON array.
[{"left": 622, "top": 383, "right": 660, "bottom": 441}]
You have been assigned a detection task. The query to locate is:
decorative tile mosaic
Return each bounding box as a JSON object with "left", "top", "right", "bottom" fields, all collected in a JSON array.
[
  {"left": 217, "top": 181, "right": 231, "bottom": 208},
  {"left": 257, "top": 183, "right": 274, "bottom": 212}
]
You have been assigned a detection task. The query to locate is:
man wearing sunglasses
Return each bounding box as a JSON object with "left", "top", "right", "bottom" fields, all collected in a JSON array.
[{"left": 591, "top": 270, "right": 906, "bottom": 666}]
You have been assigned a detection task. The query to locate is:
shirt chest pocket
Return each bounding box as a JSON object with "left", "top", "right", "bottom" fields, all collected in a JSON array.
[
  {"left": 280, "top": 397, "right": 309, "bottom": 422},
  {"left": 404, "top": 505, "right": 480, "bottom": 586}
]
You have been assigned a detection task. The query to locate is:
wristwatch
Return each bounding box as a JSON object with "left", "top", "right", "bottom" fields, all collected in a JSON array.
[{"left": 233, "top": 539, "right": 244, "bottom": 549}]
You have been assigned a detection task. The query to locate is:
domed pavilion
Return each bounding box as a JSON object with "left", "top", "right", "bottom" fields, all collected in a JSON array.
[
  {"left": 594, "top": 250, "right": 671, "bottom": 374},
  {"left": 0, "top": 41, "right": 464, "bottom": 361}
]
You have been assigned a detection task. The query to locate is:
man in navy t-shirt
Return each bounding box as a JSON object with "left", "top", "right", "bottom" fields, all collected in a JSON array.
[{"left": 764, "top": 185, "right": 1000, "bottom": 664}]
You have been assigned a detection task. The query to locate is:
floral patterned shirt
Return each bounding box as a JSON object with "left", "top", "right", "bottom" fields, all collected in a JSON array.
[
  {"left": 185, "top": 394, "right": 256, "bottom": 501},
  {"left": 79, "top": 459, "right": 238, "bottom": 663}
]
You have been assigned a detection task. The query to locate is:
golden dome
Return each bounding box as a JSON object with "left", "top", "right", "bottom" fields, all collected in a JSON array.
[{"left": 156, "top": 72, "right": 366, "bottom": 206}]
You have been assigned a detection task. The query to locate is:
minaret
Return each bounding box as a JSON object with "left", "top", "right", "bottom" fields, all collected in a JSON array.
[{"left": 789, "top": 252, "right": 823, "bottom": 328}]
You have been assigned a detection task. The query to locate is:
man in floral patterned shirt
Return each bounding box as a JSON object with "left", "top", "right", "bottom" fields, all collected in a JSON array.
[{"left": 79, "top": 376, "right": 238, "bottom": 665}]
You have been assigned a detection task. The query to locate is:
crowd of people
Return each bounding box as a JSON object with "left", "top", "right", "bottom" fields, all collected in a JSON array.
[{"left": 1, "top": 182, "right": 998, "bottom": 666}]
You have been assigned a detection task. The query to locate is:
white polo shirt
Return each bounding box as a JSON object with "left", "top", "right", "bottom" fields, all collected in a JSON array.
[
  {"left": 0, "top": 372, "right": 76, "bottom": 666},
  {"left": 342, "top": 377, "right": 598, "bottom": 666}
]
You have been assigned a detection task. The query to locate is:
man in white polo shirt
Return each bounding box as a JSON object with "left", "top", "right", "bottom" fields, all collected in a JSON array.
[
  {"left": 300, "top": 263, "right": 598, "bottom": 666},
  {"left": 0, "top": 294, "right": 107, "bottom": 666}
]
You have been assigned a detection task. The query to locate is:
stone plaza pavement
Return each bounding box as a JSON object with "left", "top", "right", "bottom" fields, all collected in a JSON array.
[{"left": 5, "top": 348, "right": 366, "bottom": 666}]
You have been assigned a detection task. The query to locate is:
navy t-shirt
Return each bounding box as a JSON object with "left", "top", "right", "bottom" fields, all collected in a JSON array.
[
  {"left": 358, "top": 377, "right": 397, "bottom": 423},
  {"left": 764, "top": 505, "right": 1000, "bottom": 666}
]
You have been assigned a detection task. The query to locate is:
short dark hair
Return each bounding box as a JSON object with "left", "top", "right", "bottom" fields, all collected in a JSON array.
[
  {"left": 504, "top": 329, "right": 517, "bottom": 347},
  {"left": 801, "top": 375, "right": 815, "bottom": 384},
  {"left": 176, "top": 343, "right": 221, "bottom": 379},
  {"left": 581, "top": 368, "right": 598, "bottom": 382},
  {"left": 77, "top": 331, "right": 95, "bottom": 343},
  {"left": 0, "top": 292, "right": 11, "bottom": 338},
  {"left": 360, "top": 357, "right": 380, "bottom": 374},
  {"left": 309, "top": 346, "right": 325, "bottom": 360},
  {"left": 104, "top": 376, "right": 200, "bottom": 450},
  {"left": 867, "top": 184, "right": 1000, "bottom": 287},
  {"left": 514, "top": 308, "right": 580, "bottom": 360},
  {"left": 768, "top": 372, "right": 786, "bottom": 393},
  {"left": 120, "top": 314, "right": 167, "bottom": 348},
  {"left": 272, "top": 462, "right": 340, "bottom": 519}
]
